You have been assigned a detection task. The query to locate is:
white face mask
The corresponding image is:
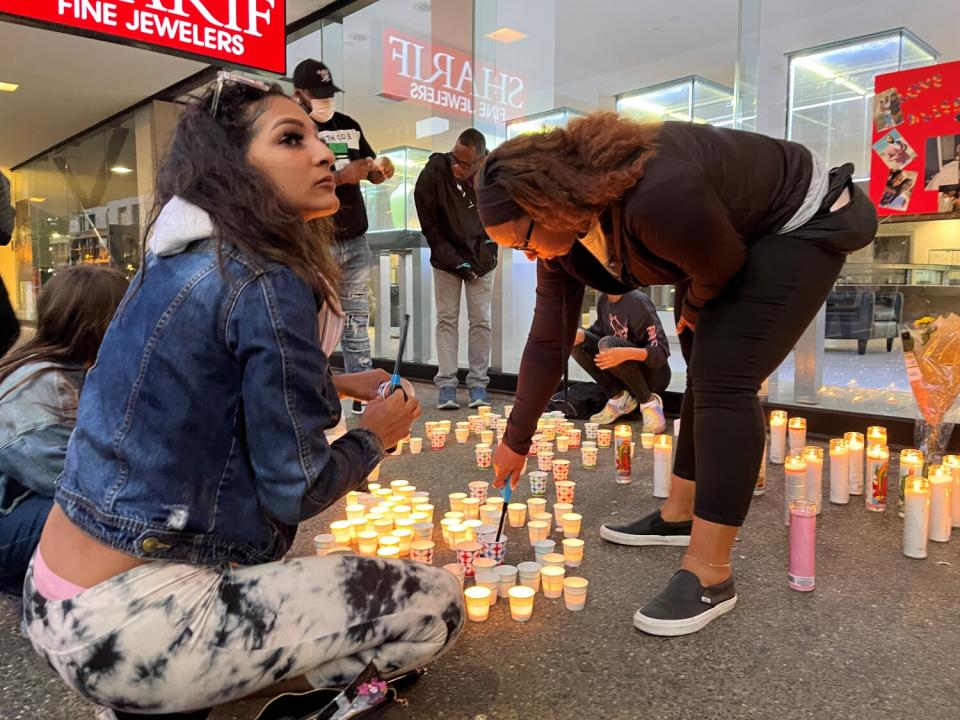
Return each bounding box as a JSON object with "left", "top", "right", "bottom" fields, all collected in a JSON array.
[{"left": 309, "top": 98, "right": 335, "bottom": 123}]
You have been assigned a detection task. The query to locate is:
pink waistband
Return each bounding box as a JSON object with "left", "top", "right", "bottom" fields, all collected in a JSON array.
[{"left": 33, "top": 549, "right": 88, "bottom": 601}]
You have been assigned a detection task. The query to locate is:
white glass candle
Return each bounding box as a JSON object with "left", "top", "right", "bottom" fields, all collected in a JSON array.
[
  {"left": 899, "top": 449, "right": 925, "bottom": 518},
  {"left": 866, "top": 425, "right": 887, "bottom": 446},
  {"left": 784, "top": 452, "right": 807, "bottom": 526},
  {"left": 788, "top": 417, "right": 807, "bottom": 454},
  {"left": 803, "top": 446, "right": 824, "bottom": 515},
  {"left": 828, "top": 439, "right": 849, "bottom": 504},
  {"left": 653, "top": 434, "right": 673, "bottom": 499},
  {"left": 769, "top": 410, "right": 788, "bottom": 464},
  {"left": 464, "top": 586, "right": 491, "bottom": 622},
  {"left": 508, "top": 585, "right": 536, "bottom": 622},
  {"left": 945, "top": 455, "right": 960, "bottom": 529},
  {"left": 928, "top": 466, "right": 953, "bottom": 543},
  {"left": 845, "top": 432, "right": 865, "bottom": 496},
  {"left": 903, "top": 477, "right": 931, "bottom": 559}
]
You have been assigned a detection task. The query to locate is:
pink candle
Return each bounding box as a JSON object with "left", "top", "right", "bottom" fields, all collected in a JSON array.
[{"left": 788, "top": 500, "right": 816, "bottom": 592}]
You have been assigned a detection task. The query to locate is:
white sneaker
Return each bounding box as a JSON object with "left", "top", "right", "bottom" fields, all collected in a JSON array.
[
  {"left": 640, "top": 393, "right": 666, "bottom": 434},
  {"left": 589, "top": 392, "right": 637, "bottom": 425}
]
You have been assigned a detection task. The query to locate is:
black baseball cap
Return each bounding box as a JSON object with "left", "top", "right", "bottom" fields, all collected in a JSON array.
[{"left": 293, "top": 59, "right": 342, "bottom": 98}]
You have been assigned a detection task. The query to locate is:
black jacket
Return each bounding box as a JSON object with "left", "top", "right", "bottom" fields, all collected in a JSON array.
[{"left": 414, "top": 152, "right": 497, "bottom": 275}]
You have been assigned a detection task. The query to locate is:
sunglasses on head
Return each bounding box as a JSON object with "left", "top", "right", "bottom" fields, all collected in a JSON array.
[{"left": 209, "top": 71, "right": 272, "bottom": 119}]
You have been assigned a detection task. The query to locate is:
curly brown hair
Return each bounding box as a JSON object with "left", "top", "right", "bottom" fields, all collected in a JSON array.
[{"left": 488, "top": 112, "right": 660, "bottom": 230}]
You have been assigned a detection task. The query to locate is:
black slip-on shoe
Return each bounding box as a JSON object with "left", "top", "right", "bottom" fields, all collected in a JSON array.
[
  {"left": 633, "top": 569, "right": 737, "bottom": 636},
  {"left": 600, "top": 510, "right": 692, "bottom": 547}
]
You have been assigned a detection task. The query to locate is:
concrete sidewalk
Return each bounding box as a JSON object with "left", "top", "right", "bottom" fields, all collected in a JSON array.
[{"left": 2, "top": 386, "right": 958, "bottom": 719}]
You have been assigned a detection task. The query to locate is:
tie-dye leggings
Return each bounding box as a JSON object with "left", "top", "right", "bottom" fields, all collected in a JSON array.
[{"left": 21, "top": 555, "right": 465, "bottom": 715}]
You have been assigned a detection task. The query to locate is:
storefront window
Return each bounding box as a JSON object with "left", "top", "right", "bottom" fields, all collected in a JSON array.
[{"left": 10, "top": 111, "right": 142, "bottom": 320}]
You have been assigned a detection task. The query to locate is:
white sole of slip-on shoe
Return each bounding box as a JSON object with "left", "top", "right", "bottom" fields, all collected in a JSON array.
[
  {"left": 632, "top": 594, "right": 737, "bottom": 636},
  {"left": 599, "top": 524, "right": 691, "bottom": 547}
]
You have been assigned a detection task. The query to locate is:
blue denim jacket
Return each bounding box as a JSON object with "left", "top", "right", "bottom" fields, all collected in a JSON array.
[
  {"left": 57, "top": 225, "right": 383, "bottom": 566},
  {"left": 0, "top": 362, "right": 83, "bottom": 514}
]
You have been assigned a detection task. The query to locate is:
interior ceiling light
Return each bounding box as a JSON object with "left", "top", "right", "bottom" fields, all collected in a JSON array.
[
  {"left": 0, "top": 82, "right": 19, "bottom": 93},
  {"left": 486, "top": 27, "right": 527, "bottom": 44},
  {"left": 29, "top": 197, "right": 46, "bottom": 203},
  {"left": 110, "top": 166, "right": 134, "bottom": 175},
  {"left": 794, "top": 56, "right": 867, "bottom": 95}
]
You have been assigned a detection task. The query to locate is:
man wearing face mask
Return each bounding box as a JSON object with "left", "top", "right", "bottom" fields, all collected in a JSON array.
[
  {"left": 414, "top": 129, "right": 496, "bottom": 410},
  {"left": 293, "top": 59, "right": 395, "bottom": 414}
]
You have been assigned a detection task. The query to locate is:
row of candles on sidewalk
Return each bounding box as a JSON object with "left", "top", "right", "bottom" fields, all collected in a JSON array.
[
  {"left": 313, "top": 468, "right": 590, "bottom": 622},
  {"left": 766, "top": 412, "right": 960, "bottom": 591}
]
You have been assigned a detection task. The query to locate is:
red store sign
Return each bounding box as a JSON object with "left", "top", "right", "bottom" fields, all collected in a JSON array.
[
  {"left": 381, "top": 28, "right": 527, "bottom": 122},
  {"left": 0, "top": 0, "right": 286, "bottom": 73}
]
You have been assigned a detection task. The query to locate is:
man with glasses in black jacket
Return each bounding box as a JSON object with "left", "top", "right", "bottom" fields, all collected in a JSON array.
[{"left": 415, "top": 129, "right": 497, "bottom": 410}]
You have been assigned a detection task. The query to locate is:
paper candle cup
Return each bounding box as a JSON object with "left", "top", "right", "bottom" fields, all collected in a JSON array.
[
  {"left": 480, "top": 505, "right": 500, "bottom": 525},
  {"left": 538, "top": 452, "right": 555, "bottom": 472},
  {"left": 486, "top": 497, "right": 505, "bottom": 510},
  {"left": 508, "top": 503, "right": 528, "bottom": 528},
  {"left": 541, "top": 566, "right": 566, "bottom": 599},
  {"left": 584, "top": 422, "right": 599, "bottom": 440},
  {"left": 389, "top": 480, "right": 409, "bottom": 490},
  {"left": 517, "top": 561, "right": 543, "bottom": 591},
  {"left": 475, "top": 444, "right": 493, "bottom": 469},
  {"left": 556, "top": 435, "right": 570, "bottom": 453},
  {"left": 463, "top": 519, "right": 483, "bottom": 541},
  {"left": 330, "top": 520, "right": 353, "bottom": 546},
  {"left": 455, "top": 428, "right": 470, "bottom": 444},
  {"left": 430, "top": 430, "right": 448, "bottom": 450},
  {"left": 473, "top": 557, "right": 497, "bottom": 578},
  {"left": 560, "top": 512, "right": 583, "bottom": 539},
  {"left": 444, "top": 511, "right": 465, "bottom": 522},
  {"left": 480, "top": 430, "right": 494, "bottom": 445},
  {"left": 449, "top": 523, "right": 470, "bottom": 548},
  {"left": 563, "top": 576, "right": 589, "bottom": 610},
  {"left": 480, "top": 534, "right": 508, "bottom": 565},
  {"left": 408, "top": 437, "right": 423, "bottom": 454},
  {"left": 393, "top": 529, "right": 414, "bottom": 556},
  {"left": 447, "top": 492, "right": 467, "bottom": 513},
  {"left": 464, "top": 586, "right": 491, "bottom": 621},
  {"left": 476, "top": 524, "right": 499, "bottom": 544},
  {"left": 562, "top": 538, "right": 585, "bottom": 567},
  {"left": 508, "top": 585, "right": 536, "bottom": 622},
  {"left": 534, "top": 538, "right": 557, "bottom": 564},
  {"left": 413, "top": 503, "right": 435, "bottom": 522},
  {"left": 376, "top": 546, "right": 400, "bottom": 559},
  {"left": 455, "top": 540, "right": 483, "bottom": 577},
  {"left": 640, "top": 432, "right": 655, "bottom": 450},
  {"left": 412, "top": 522, "right": 434, "bottom": 540},
  {"left": 313, "top": 533, "right": 335, "bottom": 557},
  {"left": 527, "top": 520, "right": 550, "bottom": 545},
  {"left": 542, "top": 552, "right": 565, "bottom": 568},
  {"left": 555, "top": 480, "right": 576, "bottom": 504},
  {"left": 494, "top": 564, "right": 519, "bottom": 598},
  {"left": 568, "top": 428, "right": 582, "bottom": 449},
  {"left": 473, "top": 573, "right": 500, "bottom": 607},
  {"left": 533, "top": 511, "right": 554, "bottom": 534},
  {"left": 410, "top": 540, "right": 435, "bottom": 564},
  {"left": 357, "top": 531, "right": 379, "bottom": 557},
  {"left": 467, "top": 480, "right": 490, "bottom": 504},
  {"left": 528, "top": 471, "right": 548, "bottom": 497},
  {"left": 551, "top": 504, "right": 572, "bottom": 530},
  {"left": 461, "top": 497, "right": 481, "bottom": 521},
  {"left": 345, "top": 504, "right": 366, "bottom": 522},
  {"left": 553, "top": 459, "right": 571, "bottom": 482},
  {"left": 326, "top": 546, "right": 355, "bottom": 557},
  {"left": 581, "top": 446, "right": 598, "bottom": 469},
  {"left": 527, "top": 497, "right": 547, "bottom": 517},
  {"left": 439, "top": 518, "right": 458, "bottom": 545},
  {"left": 528, "top": 434, "right": 543, "bottom": 457},
  {"left": 596, "top": 429, "right": 612, "bottom": 448}
]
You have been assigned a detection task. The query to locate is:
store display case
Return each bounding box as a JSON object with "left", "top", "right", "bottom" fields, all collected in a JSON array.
[
  {"left": 787, "top": 29, "right": 936, "bottom": 177},
  {"left": 616, "top": 76, "right": 734, "bottom": 126},
  {"left": 506, "top": 107, "right": 587, "bottom": 139},
  {"left": 362, "top": 145, "right": 430, "bottom": 252}
]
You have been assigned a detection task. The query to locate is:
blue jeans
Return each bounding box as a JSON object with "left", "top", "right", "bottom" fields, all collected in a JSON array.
[
  {"left": 331, "top": 234, "right": 373, "bottom": 374},
  {"left": 0, "top": 494, "right": 53, "bottom": 596}
]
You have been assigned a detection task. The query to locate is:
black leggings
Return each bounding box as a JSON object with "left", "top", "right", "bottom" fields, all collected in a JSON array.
[{"left": 673, "top": 187, "right": 877, "bottom": 526}]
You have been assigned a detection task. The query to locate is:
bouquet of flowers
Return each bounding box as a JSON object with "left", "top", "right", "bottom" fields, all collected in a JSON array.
[{"left": 902, "top": 313, "right": 960, "bottom": 463}]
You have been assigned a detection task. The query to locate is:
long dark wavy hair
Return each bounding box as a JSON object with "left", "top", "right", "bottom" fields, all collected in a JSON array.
[
  {"left": 0, "top": 265, "right": 128, "bottom": 404},
  {"left": 485, "top": 112, "right": 660, "bottom": 230},
  {"left": 142, "top": 80, "right": 340, "bottom": 307}
]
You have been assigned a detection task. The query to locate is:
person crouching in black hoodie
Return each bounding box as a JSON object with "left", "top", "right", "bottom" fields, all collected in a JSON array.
[{"left": 415, "top": 129, "right": 498, "bottom": 410}]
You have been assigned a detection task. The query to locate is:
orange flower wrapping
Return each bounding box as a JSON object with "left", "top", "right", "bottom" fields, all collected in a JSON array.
[{"left": 913, "top": 313, "right": 960, "bottom": 424}]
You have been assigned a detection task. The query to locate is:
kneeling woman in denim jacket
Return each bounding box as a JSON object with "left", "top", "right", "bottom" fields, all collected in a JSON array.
[
  {"left": 22, "top": 77, "right": 464, "bottom": 718},
  {"left": 0, "top": 265, "right": 128, "bottom": 596}
]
